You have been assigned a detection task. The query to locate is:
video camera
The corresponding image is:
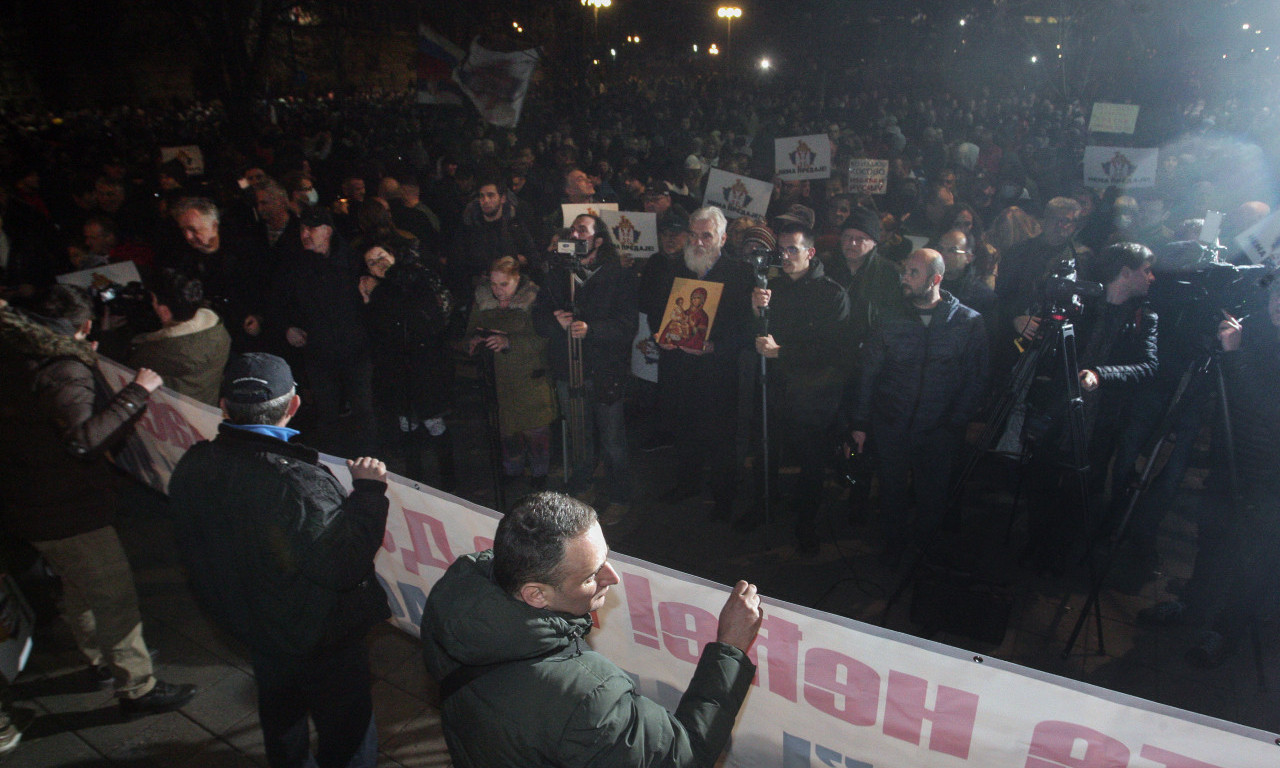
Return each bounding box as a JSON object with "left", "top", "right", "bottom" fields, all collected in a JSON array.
[
  {"left": 88, "top": 280, "right": 159, "bottom": 333},
  {"left": 1041, "top": 256, "right": 1103, "bottom": 317},
  {"left": 1150, "top": 240, "right": 1270, "bottom": 339},
  {"left": 743, "top": 242, "right": 783, "bottom": 287},
  {"left": 555, "top": 239, "right": 591, "bottom": 258}
]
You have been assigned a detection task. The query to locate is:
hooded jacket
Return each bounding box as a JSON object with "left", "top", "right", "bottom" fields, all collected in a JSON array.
[
  {"left": 421, "top": 551, "right": 755, "bottom": 768},
  {"left": 0, "top": 303, "right": 150, "bottom": 541},
  {"left": 128, "top": 307, "right": 232, "bottom": 406}
]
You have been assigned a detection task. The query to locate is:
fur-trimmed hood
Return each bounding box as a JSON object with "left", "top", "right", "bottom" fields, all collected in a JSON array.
[
  {"left": 0, "top": 303, "right": 96, "bottom": 366},
  {"left": 472, "top": 276, "right": 539, "bottom": 312},
  {"left": 131, "top": 307, "right": 222, "bottom": 345}
]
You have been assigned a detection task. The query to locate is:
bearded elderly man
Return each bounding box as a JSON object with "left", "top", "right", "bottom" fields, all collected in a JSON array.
[
  {"left": 647, "top": 206, "right": 755, "bottom": 519},
  {"left": 421, "top": 492, "right": 761, "bottom": 768}
]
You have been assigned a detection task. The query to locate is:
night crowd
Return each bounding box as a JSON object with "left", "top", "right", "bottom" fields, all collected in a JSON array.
[{"left": 2, "top": 61, "right": 1280, "bottom": 762}]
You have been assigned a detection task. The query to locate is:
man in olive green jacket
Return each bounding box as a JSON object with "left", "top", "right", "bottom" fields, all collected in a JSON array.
[{"left": 421, "top": 492, "right": 761, "bottom": 767}]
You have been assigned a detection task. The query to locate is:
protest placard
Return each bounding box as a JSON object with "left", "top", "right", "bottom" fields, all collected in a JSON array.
[
  {"left": 702, "top": 168, "right": 772, "bottom": 220},
  {"left": 774, "top": 134, "right": 832, "bottom": 181},
  {"left": 1083, "top": 146, "right": 1158, "bottom": 189}
]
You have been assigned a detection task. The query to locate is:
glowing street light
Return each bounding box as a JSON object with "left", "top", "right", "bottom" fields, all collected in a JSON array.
[
  {"left": 1030, "top": 55, "right": 1039, "bottom": 63},
  {"left": 717, "top": 7, "right": 742, "bottom": 62},
  {"left": 708, "top": 44, "right": 720, "bottom": 56},
  {"left": 582, "top": 0, "right": 612, "bottom": 41},
  {"left": 759, "top": 58, "right": 771, "bottom": 70}
]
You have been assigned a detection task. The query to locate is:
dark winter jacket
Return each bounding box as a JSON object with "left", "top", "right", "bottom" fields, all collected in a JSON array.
[
  {"left": 533, "top": 255, "right": 638, "bottom": 382},
  {"left": 364, "top": 261, "right": 454, "bottom": 418},
  {"left": 449, "top": 199, "right": 537, "bottom": 300},
  {"left": 275, "top": 241, "right": 368, "bottom": 362},
  {"left": 852, "top": 291, "right": 989, "bottom": 435},
  {"left": 421, "top": 551, "right": 756, "bottom": 768},
  {"left": 1217, "top": 317, "right": 1280, "bottom": 498},
  {"left": 0, "top": 304, "right": 151, "bottom": 541},
  {"left": 762, "top": 260, "right": 851, "bottom": 426},
  {"left": 824, "top": 249, "right": 907, "bottom": 347},
  {"left": 169, "top": 424, "right": 390, "bottom": 661}
]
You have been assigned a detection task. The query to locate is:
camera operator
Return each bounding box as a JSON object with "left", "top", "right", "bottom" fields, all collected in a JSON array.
[
  {"left": 533, "top": 213, "right": 637, "bottom": 523},
  {"left": 1141, "top": 287, "right": 1280, "bottom": 666},
  {"left": 127, "top": 269, "right": 231, "bottom": 407},
  {"left": 741, "top": 222, "right": 850, "bottom": 553},
  {"left": 1021, "top": 242, "right": 1158, "bottom": 573},
  {"left": 849, "top": 248, "right": 989, "bottom": 564}
]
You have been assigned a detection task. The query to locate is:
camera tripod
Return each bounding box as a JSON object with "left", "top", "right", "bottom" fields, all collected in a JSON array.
[
  {"left": 1060, "top": 345, "right": 1255, "bottom": 665},
  {"left": 882, "top": 312, "right": 1103, "bottom": 647}
]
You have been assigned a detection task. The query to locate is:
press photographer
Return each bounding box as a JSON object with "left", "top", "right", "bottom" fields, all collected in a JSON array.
[{"left": 1020, "top": 242, "right": 1158, "bottom": 573}]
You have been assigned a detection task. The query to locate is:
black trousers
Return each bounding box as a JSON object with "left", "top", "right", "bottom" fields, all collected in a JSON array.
[{"left": 253, "top": 640, "right": 377, "bottom": 768}]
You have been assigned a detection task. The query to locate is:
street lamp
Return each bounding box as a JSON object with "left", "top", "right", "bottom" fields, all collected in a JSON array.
[
  {"left": 717, "top": 7, "right": 742, "bottom": 62},
  {"left": 582, "top": 0, "right": 612, "bottom": 41}
]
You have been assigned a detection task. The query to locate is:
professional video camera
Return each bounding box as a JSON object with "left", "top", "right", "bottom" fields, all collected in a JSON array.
[
  {"left": 1149, "top": 240, "right": 1270, "bottom": 339},
  {"left": 1040, "top": 256, "right": 1103, "bottom": 317},
  {"left": 742, "top": 240, "right": 783, "bottom": 286},
  {"left": 88, "top": 279, "right": 159, "bottom": 333}
]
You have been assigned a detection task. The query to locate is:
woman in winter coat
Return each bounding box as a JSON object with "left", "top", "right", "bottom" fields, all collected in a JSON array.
[
  {"left": 465, "top": 256, "right": 557, "bottom": 489},
  {"left": 360, "top": 235, "right": 456, "bottom": 488}
]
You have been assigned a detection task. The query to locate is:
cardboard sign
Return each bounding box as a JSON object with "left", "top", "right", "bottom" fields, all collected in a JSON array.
[
  {"left": 1083, "top": 146, "right": 1158, "bottom": 189},
  {"left": 57, "top": 261, "right": 143, "bottom": 290},
  {"left": 702, "top": 168, "right": 772, "bottom": 220},
  {"left": 655, "top": 277, "right": 723, "bottom": 352},
  {"left": 160, "top": 145, "right": 205, "bottom": 176},
  {"left": 600, "top": 210, "right": 658, "bottom": 259},
  {"left": 1234, "top": 207, "right": 1280, "bottom": 267},
  {"left": 846, "top": 158, "right": 890, "bottom": 195},
  {"left": 1088, "top": 103, "right": 1140, "bottom": 134},
  {"left": 631, "top": 311, "right": 659, "bottom": 382},
  {"left": 561, "top": 202, "right": 619, "bottom": 229},
  {"left": 774, "top": 134, "right": 832, "bottom": 181}
]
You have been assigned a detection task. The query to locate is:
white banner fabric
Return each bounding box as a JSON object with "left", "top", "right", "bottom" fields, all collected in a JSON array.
[
  {"left": 98, "top": 358, "right": 1278, "bottom": 768},
  {"left": 1083, "top": 146, "right": 1159, "bottom": 189},
  {"left": 601, "top": 210, "right": 658, "bottom": 259},
  {"left": 774, "top": 134, "right": 833, "bottom": 181},
  {"left": 702, "top": 168, "right": 773, "bottom": 220}
]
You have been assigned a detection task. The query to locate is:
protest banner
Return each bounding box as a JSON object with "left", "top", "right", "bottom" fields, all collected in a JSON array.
[
  {"left": 600, "top": 210, "right": 658, "bottom": 259},
  {"left": 1233, "top": 207, "right": 1280, "bottom": 268},
  {"left": 1083, "top": 146, "right": 1158, "bottom": 189},
  {"left": 561, "top": 202, "right": 619, "bottom": 228},
  {"left": 774, "top": 134, "right": 832, "bottom": 181},
  {"left": 631, "top": 312, "right": 659, "bottom": 383},
  {"left": 98, "top": 358, "right": 1280, "bottom": 768},
  {"left": 702, "top": 168, "right": 772, "bottom": 220},
  {"left": 453, "top": 39, "right": 540, "bottom": 128},
  {"left": 846, "top": 158, "right": 889, "bottom": 195},
  {"left": 57, "top": 261, "right": 142, "bottom": 290},
  {"left": 1088, "top": 103, "right": 1141, "bottom": 134},
  {"left": 159, "top": 145, "right": 206, "bottom": 176}
]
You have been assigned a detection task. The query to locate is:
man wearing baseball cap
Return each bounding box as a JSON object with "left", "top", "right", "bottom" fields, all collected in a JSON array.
[{"left": 170, "top": 353, "right": 390, "bottom": 768}]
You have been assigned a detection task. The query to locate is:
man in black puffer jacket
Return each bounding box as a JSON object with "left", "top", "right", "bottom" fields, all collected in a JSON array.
[
  {"left": 850, "top": 248, "right": 989, "bottom": 560},
  {"left": 170, "top": 353, "right": 390, "bottom": 768}
]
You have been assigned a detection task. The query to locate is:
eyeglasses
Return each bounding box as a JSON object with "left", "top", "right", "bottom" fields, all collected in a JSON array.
[
  {"left": 942, "top": 247, "right": 970, "bottom": 255},
  {"left": 781, "top": 245, "right": 807, "bottom": 256}
]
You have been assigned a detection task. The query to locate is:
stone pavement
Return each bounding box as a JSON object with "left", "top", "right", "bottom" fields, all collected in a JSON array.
[{"left": 4, "top": 383, "right": 1279, "bottom": 765}]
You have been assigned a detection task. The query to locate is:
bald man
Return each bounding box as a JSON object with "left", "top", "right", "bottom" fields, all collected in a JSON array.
[{"left": 849, "top": 248, "right": 989, "bottom": 562}]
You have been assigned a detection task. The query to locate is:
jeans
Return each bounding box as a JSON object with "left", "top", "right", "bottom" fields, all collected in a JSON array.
[
  {"left": 556, "top": 379, "right": 632, "bottom": 502},
  {"left": 254, "top": 640, "right": 378, "bottom": 768}
]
